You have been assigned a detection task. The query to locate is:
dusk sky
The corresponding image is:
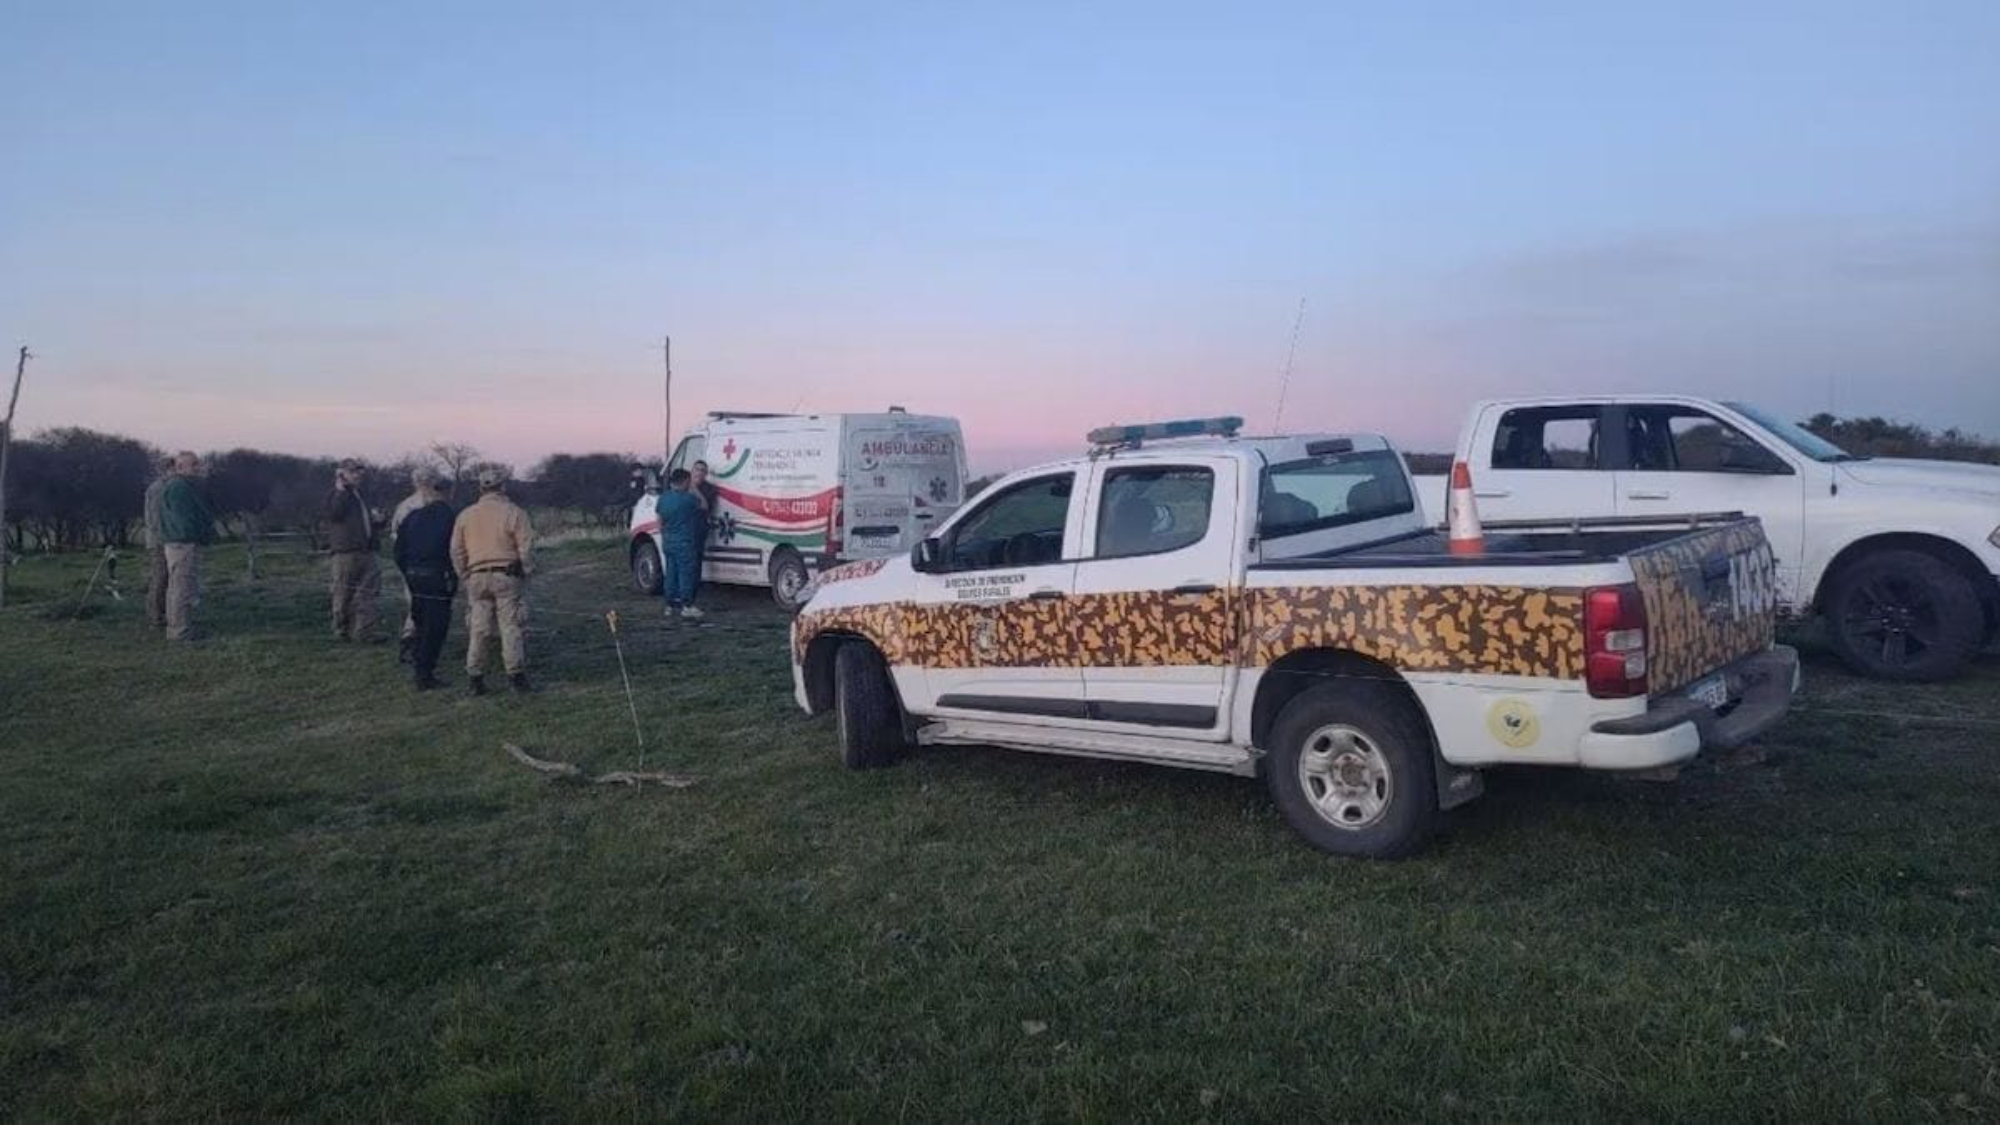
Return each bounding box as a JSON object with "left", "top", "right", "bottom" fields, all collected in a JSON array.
[{"left": 4, "top": 1, "right": 1996, "bottom": 473}]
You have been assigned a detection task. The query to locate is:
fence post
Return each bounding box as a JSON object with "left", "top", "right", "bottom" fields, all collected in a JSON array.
[{"left": 0, "top": 346, "right": 32, "bottom": 610}]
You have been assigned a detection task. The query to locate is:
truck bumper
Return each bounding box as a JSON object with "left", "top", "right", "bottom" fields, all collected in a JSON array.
[{"left": 1579, "top": 646, "right": 1800, "bottom": 771}]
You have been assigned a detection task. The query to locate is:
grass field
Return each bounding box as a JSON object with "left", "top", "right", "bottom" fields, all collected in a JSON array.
[{"left": 3, "top": 542, "right": 1998, "bottom": 1120}]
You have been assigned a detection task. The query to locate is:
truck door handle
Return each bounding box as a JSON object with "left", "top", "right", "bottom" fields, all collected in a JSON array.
[
  {"left": 1473, "top": 489, "right": 1511, "bottom": 499},
  {"left": 1027, "top": 589, "right": 1065, "bottom": 601},
  {"left": 1171, "top": 583, "right": 1218, "bottom": 596},
  {"left": 1626, "top": 490, "right": 1671, "bottom": 501}
]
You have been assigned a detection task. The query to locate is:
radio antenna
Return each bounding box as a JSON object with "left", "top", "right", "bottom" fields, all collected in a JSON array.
[{"left": 1271, "top": 297, "right": 1306, "bottom": 432}]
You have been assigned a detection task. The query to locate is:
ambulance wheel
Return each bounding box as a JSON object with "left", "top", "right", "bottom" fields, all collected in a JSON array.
[
  {"left": 770, "top": 549, "right": 810, "bottom": 611},
  {"left": 834, "top": 643, "right": 905, "bottom": 769},
  {"left": 1265, "top": 680, "right": 1437, "bottom": 859},
  {"left": 629, "top": 540, "right": 663, "bottom": 595}
]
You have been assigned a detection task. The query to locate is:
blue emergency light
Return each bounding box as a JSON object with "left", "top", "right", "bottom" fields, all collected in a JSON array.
[{"left": 1087, "top": 416, "right": 1245, "bottom": 448}]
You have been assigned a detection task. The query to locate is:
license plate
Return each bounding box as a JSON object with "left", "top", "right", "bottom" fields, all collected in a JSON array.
[{"left": 1687, "top": 673, "right": 1729, "bottom": 710}]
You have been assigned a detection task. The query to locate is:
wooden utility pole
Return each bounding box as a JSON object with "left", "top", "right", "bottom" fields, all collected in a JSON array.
[
  {"left": 662, "top": 335, "right": 673, "bottom": 461},
  {"left": 0, "top": 346, "right": 32, "bottom": 610}
]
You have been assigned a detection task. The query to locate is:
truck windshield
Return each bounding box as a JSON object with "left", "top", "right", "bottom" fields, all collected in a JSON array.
[
  {"left": 1259, "top": 450, "right": 1414, "bottom": 539},
  {"left": 1724, "top": 402, "right": 1864, "bottom": 463}
]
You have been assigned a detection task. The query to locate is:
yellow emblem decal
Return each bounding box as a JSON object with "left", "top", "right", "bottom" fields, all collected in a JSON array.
[{"left": 1486, "top": 699, "right": 1540, "bottom": 749}]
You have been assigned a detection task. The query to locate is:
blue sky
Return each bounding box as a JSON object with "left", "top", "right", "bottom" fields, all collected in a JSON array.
[{"left": 3, "top": 1, "right": 1995, "bottom": 471}]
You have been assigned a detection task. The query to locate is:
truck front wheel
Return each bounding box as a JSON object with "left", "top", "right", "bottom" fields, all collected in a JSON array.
[
  {"left": 630, "top": 540, "right": 663, "bottom": 595},
  {"left": 834, "top": 643, "right": 906, "bottom": 770},
  {"left": 1825, "top": 548, "right": 1982, "bottom": 681},
  {"left": 1265, "top": 680, "right": 1438, "bottom": 859}
]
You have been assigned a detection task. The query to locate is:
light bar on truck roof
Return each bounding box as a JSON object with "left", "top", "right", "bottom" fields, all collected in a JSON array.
[{"left": 1087, "top": 416, "right": 1244, "bottom": 448}]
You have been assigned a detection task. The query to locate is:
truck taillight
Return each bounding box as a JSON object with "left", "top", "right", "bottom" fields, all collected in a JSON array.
[
  {"left": 826, "top": 492, "right": 844, "bottom": 557},
  {"left": 1585, "top": 584, "right": 1649, "bottom": 699}
]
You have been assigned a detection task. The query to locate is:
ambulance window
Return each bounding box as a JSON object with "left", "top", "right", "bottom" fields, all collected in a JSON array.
[
  {"left": 1094, "top": 467, "right": 1214, "bottom": 560},
  {"left": 942, "top": 473, "right": 1073, "bottom": 570},
  {"left": 667, "top": 436, "right": 704, "bottom": 474}
]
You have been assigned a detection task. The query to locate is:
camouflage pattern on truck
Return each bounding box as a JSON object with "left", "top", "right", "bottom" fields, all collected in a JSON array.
[
  {"left": 795, "top": 583, "right": 1591, "bottom": 678},
  {"left": 1625, "top": 519, "right": 1777, "bottom": 692}
]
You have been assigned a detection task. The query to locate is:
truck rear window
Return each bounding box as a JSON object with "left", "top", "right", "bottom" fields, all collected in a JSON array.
[{"left": 1259, "top": 450, "right": 1414, "bottom": 539}]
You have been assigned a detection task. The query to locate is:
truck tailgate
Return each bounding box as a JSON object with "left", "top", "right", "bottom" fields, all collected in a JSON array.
[{"left": 1625, "top": 519, "right": 1778, "bottom": 692}]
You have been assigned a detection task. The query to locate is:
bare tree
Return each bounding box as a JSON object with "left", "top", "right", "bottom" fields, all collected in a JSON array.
[{"left": 430, "top": 441, "right": 481, "bottom": 505}]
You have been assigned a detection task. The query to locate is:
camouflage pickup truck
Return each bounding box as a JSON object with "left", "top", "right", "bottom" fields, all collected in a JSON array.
[{"left": 791, "top": 418, "right": 1800, "bottom": 858}]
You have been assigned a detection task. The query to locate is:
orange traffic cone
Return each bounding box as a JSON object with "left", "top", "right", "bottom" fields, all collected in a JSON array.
[{"left": 1446, "top": 460, "right": 1485, "bottom": 555}]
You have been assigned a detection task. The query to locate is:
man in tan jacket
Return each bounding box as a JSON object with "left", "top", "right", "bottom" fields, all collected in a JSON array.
[{"left": 450, "top": 466, "right": 536, "bottom": 695}]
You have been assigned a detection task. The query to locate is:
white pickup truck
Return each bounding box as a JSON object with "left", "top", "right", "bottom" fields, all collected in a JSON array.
[
  {"left": 1418, "top": 396, "right": 2000, "bottom": 681},
  {"left": 791, "top": 417, "right": 1799, "bottom": 858}
]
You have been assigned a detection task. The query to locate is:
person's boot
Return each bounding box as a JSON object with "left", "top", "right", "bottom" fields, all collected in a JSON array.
[
  {"left": 468, "top": 674, "right": 487, "bottom": 696},
  {"left": 508, "top": 673, "right": 533, "bottom": 695},
  {"left": 414, "top": 671, "right": 442, "bottom": 692}
]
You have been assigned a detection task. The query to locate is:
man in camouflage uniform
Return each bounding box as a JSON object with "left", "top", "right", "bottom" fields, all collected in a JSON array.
[{"left": 451, "top": 466, "right": 536, "bottom": 695}]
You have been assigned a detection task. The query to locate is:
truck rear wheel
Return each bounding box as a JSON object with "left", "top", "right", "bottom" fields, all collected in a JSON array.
[
  {"left": 629, "top": 540, "right": 662, "bottom": 595},
  {"left": 1824, "top": 548, "right": 1982, "bottom": 681},
  {"left": 1265, "top": 680, "right": 1437, "bottom": 859},
  {"left": 834, "top": 643, "right": 905, "bottom": 769},
  {"left": 770, "top": 550, "right": 810, "bottom": 612}
]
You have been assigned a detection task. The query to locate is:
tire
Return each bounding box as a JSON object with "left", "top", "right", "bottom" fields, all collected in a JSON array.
[
  {"left": 1264, "top": 680, "right": 1438, "bottom": 859},
  {"left": 770, "top": 550, "right": 810, "bottom": 612},
  {"left": 1824, "top": 548, "right": 1983, "bottom": 681},
  {"left": 630, "top": 540, "right": 663, "bottom": 595},
  {"left": 834, "top": 643, "right": 905, "bottom": 770}
]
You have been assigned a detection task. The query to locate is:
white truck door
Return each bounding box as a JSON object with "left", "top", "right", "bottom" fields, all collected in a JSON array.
[
  {"left": 1469, "top": 404, "right": 1618, "bottom": 523},
  {"left": 1071, "top": 456, "right": 1241, "bottom": 739},
  {"left": 913, "top": 471, "right": 1085, "bottom": 720},
  {"left": 1614, "top": 403, "right": 1808, "bottom": 608}
]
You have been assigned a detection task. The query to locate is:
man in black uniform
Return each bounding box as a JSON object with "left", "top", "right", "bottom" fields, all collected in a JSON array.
[{"left": 393, "top": 475, "right": 458, "bottom": 690}]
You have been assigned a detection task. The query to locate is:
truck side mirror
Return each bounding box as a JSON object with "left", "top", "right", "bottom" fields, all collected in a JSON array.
[{"left": 912, "top": 538, "right": 943, "bottom": 573}]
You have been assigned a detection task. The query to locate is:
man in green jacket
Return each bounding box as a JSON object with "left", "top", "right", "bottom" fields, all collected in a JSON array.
[
  {"left": 158, "top": 451, "right": 216, "bottom": 642},
  {"left": 323, "top": 460, "right": 384, "bottom": 642}
]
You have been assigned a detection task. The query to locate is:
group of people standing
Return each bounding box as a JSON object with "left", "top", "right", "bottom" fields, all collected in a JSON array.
[{"left": 140, "top": 457, "right": 539, "bottom": 696}]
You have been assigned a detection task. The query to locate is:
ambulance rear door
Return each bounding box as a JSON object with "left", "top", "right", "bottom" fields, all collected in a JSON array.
[{"left": 842, "top": 416, "right": 967, "bottom": 558}]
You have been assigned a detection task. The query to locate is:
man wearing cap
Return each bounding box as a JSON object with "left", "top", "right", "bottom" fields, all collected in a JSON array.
[
  {"left": 450, "top": 466, "right": 536, "bottom": 695},
  {"left": 394, "top": 471, "right": 457, "bottom": 690},
  {"left": 389, "top": 466, "right": 444, "bottom": 663},
  {"left": 323, "top": 460, "right": 385, "bottom": 642}
]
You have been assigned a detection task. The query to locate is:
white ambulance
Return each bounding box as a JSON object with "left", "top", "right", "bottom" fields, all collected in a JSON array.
[{"left": 628, "top": 410, "right": 969, "bottom": 609}]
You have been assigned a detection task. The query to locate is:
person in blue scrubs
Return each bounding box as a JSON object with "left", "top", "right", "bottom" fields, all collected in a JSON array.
[{"left": 655, "top": 468, "right": 705, "bottom": 619}]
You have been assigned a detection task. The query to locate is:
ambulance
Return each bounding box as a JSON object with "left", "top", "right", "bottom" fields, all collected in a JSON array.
[{"left": 629, "top": 410, "right": 969, "bottom": 610}]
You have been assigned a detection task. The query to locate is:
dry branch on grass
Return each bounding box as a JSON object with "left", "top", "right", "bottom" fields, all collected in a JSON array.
[{"left": 503, "top": 743, "right": 697, "bottom": 789}]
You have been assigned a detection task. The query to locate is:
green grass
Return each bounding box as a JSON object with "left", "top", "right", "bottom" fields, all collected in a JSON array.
[{"left": 3, "top": 543, "right": 1998, "bottom": 1119}]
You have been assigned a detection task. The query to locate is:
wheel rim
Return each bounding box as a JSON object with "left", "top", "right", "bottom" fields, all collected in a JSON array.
[
  {"left": 1841, "top": 574, "right": 1941, "bottom": 667},
  {"left": 776, "top": 564, "right": 805, "bottom": 603},
  {"left": 1296, "top": 724, "right": 1392, "bottom": 830},
  {"left": 635, "top": 551, "right": 659, "bottom": 591}
]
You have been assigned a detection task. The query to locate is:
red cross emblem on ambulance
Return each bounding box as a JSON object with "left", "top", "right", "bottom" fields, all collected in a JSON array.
[{"left": 721, "top": 438, "right": 738, "bottom": 460}]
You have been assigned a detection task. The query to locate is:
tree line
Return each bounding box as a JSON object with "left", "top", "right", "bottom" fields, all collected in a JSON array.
[{"left": 1, "top": 427, "right": 660, "bottom": 553}]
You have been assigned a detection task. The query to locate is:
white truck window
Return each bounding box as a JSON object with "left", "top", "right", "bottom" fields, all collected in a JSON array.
[
  {"left": 1628, "top": 407, "right": 1790, "bottom": 474},
  {"left": 1491, "top": 407, "right": 1602, "bottom": 470},
  {"left": 1095, "top": 467, "right": 1214, "bottom": 559},
  {"left": 1259, "top": 450, "right": 1413, "bottom": 539},
  {"left": 941, "top": 474, "right": 1073, "bottom": 570}
]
